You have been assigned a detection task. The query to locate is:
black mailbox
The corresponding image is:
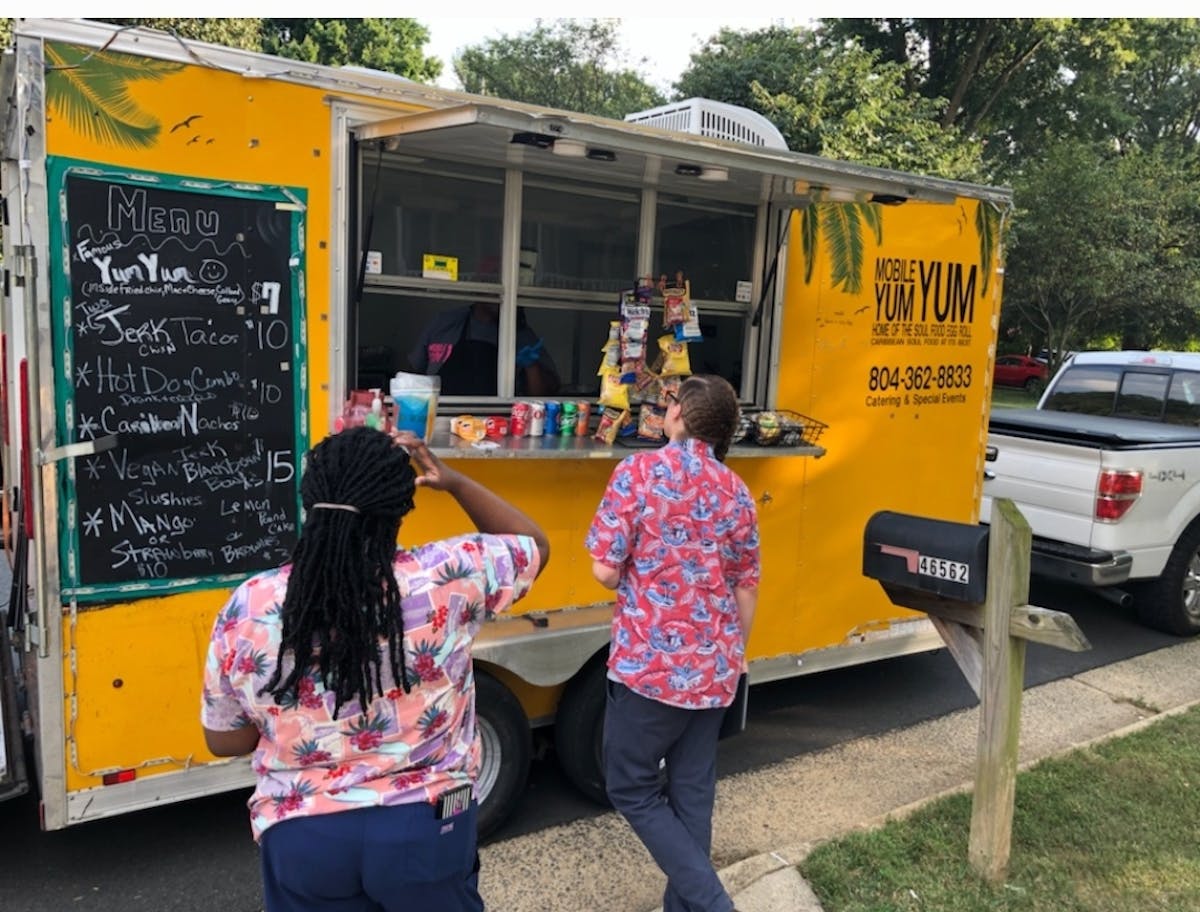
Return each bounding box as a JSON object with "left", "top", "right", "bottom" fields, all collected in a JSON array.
[{"left": 863, "top": 511, "right": 988, "bottom": 603}]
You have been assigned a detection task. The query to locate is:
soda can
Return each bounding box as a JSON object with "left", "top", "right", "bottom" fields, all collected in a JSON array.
[
  {"left": 559, "top": 401, "right": 577, "bottom": 437},
  {"left": 485, "top": 416, "right": 509, "bottom": 438},
  {"left": 574, "top": 400, "right": 592, "bottom": 436},
  {"left": 544, "top": 401, "right": 561, "bottom": 436},
  {"left": 529, "top": 400, "right": 545, "bottom": 436},
  {"left": 510, "top": 401, "right": 530, "bottom": 437}
]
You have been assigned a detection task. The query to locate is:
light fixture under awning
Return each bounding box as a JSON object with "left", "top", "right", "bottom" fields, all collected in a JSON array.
[{"left": 355, "top": 100, "right": 1010, "bottom": 210}]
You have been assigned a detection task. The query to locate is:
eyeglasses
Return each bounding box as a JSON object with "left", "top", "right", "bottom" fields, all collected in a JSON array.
[{"left": 664, "top": 390, "right": 679, "bottom": 406}]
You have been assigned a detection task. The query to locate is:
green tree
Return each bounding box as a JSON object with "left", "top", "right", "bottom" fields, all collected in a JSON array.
[
  {"left": 261, "top": 18, "right": 441, "bottom": 81},
  {"left": 101, "top": 18, "right": 265, "bottom": 51},
  {"left": 676, "top": 25, "right": 982, "bottom": 178},
  {"left": 1104, "top": 150, "right": 1200, "bottom": 349},
  {"left": 453, "top": 19, "right": 664, "bottom": 118},
  {"left": 1002, "top": 141, "right": 1200, "bottom": 370},
  {"left": 824, "top": 19, "right": 1200, "bottom": 166}
]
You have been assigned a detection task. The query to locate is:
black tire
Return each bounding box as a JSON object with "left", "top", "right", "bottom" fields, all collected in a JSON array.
[
  {"left": 1023, "top": 377, "right": 1044, "bottom": 395},
  {"left": 554, "top": 653, "right": 611, "bottom": 807},
  {"left": 474, "top": 671, "right": 531, "bottom": 839},
  {"left": 1136, "top": 522, "right": 1200, "bottom": 636}
]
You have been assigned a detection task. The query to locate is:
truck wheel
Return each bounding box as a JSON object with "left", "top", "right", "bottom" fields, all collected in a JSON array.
[
  {"left": 1137, "top": 523, "right": 1200, "bottom": 636},
  {"left": 554, "top": 653, "right": 611, "bottom": 806},
  {"left": 474, "top": 671, "right": 531, "bottom": 839}
]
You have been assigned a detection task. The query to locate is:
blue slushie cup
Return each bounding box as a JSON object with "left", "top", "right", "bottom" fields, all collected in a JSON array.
[{"left": 390, "top": 372, "right": 440, "bottom": 440}]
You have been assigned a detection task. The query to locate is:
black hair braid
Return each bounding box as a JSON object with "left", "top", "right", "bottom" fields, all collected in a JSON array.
[
  {"left": 679, "top": 374, "right": 740, "bottom": 462},
  {"left": 259, "top": 427, "right": 417, "bottom": 718}
]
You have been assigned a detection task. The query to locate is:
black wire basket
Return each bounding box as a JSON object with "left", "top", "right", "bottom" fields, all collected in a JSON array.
[{"left": 751, "top": 410, "right": 828, "bottom": 447}]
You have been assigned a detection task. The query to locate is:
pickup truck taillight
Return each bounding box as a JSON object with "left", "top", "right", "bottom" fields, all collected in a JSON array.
[{"left": 1095, "top": 469, "right": 1143, "bottom": 522}]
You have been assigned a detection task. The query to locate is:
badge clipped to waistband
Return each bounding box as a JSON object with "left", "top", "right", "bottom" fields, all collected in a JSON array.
[{"left": 435, "top": 783, "right": 473, "bottom": 820}]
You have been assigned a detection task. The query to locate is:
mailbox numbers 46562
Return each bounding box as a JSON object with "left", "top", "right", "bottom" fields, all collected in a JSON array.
[{"left": 918, "top": 555, "right": 969, "bottom": 584}]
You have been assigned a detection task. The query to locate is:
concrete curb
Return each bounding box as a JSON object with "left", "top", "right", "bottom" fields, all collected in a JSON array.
[{"left": 717, "top": 695, "right": 1200, "bottom": 910}]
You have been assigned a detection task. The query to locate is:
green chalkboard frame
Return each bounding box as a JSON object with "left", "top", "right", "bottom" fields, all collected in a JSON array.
[{"left": 46, "top": 156, "right": 309, "bottom": 603}]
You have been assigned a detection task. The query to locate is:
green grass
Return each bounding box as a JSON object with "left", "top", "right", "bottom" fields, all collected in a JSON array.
[
  {"left": 799, "top": 706, "right": 1200, "bottom": 911},
  {"left": 991, "top": 387, "right": 1041, "bottom": 409}
]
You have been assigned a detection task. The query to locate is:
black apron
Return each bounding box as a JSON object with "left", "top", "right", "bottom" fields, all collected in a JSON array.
[{"left": 437, "top": 316, "right": 498, "bottom": 396}]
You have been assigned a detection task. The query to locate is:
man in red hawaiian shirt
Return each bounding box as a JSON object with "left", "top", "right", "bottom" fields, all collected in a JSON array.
[{"left": 586, "top": 375, "right": 759, "bottom": 912}]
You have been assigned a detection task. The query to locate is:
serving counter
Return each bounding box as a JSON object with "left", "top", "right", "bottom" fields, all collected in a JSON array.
[{"left": 426, "top": 426, "right": 825, "bottom": 460}]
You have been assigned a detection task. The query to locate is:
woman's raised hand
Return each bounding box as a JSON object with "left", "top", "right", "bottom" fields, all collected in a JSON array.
[{"left": 390, "top": 430, "right": 455, "bottom": 491}]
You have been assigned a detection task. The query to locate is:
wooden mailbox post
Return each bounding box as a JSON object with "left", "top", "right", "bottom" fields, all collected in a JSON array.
[{"left": 863, "top": 498, "right": 1090, "bottom": 882}]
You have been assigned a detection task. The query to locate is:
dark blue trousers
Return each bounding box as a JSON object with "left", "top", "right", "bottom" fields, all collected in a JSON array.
[
  {"left": 259, "top": 800, "right": 483, "bottom": 912},
  {"left": 603, "top": 680, "right": 735, "bottom": 912}
]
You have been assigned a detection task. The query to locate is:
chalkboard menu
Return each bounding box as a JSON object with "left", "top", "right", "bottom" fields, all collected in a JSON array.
[{"left": 48, "top": 161, "right": 307, "bottom": 602}]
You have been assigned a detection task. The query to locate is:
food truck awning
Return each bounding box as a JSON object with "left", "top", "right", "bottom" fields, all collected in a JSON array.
[{"left": 355, "top": 100, "right": 1012, "bottom": 209}]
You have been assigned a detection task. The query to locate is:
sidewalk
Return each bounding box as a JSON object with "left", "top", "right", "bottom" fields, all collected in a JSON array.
[
  {"left": 478, "top": 638, "right": 1200, "bottom": 912},
  {"left": 711, "top": 638, "right": 1200, "bottom": 912}
]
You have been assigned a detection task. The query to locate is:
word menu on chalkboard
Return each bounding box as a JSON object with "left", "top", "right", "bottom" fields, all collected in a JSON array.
[{"left": 48, "top": 161, "right": 307, "bottom": 602}]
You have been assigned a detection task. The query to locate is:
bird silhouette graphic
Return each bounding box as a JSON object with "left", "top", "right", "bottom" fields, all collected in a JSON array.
[
  {"left": 187, "top": 135, "right": 200, "bottom": 145},
  {"left": 170, "top": 114, "right": 202, "bottom": 133}
]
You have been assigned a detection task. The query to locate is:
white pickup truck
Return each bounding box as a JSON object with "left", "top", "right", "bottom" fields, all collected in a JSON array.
[{"left": 982, "top": 351, "right": 1200, "bottom": 636}]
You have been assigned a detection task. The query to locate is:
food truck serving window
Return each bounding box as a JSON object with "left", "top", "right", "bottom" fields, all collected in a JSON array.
[{"left": 351, "top": 101, "right": 850, "bottom": 407}]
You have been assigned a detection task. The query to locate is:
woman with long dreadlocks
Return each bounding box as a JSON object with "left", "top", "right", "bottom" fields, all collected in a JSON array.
[
  {"left": 201, "top": 426, "right": 548, "bottom": 912},
  {"left": 586, "top": 375, "right": 759, "bottom": 912}
]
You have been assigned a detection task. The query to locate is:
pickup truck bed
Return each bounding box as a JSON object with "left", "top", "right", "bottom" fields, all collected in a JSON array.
[
  {"left": 989, "top": 408, "right": 1200, "bottom": 449},
  {"left": 985, "top": 407, "right": 1200, "bottom": 636}
]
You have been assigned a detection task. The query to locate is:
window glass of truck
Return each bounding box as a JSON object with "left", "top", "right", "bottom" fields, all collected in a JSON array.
[
  {"left": 1164, "top": 371, "right": 1200, "bottom": 425},
  {"left": 1043, "top": 364, "right": 1200, "bottom": 426},
  {"left": 520, "top": 179, "right": 639, "bottom": 292},
  {"left": 1041, "top": 365, "right": 1120, "bottom": 414},
  {"left": 655, "top": 194, "right": 755, "bottom": 302},
  {"left": 358, "top": 152, "right": 754, "bottom": 400},
  {"left": 1114, "top": 371, "right": 1169, "bottom": 420},
  {"left": 361, "top": 160, "right": 504, "bottom": 282}
]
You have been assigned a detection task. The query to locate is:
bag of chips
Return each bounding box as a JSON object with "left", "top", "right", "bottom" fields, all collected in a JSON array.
[
  {"left": 656, "top": 334, "right": 691, "bottom": 377},
  {"left": 593, "top": 407, "right": 629, "bottom": 444},
  {"left": 599, "top": 373, "right": 631, "bottom": 411},
  {"left": 637, "top": 403, "right": 667, "bottom": 441}
]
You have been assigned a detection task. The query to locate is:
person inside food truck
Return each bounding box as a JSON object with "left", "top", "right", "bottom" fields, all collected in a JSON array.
[{"left": 407, "top": 301, "right": 560, "bottom": 397}]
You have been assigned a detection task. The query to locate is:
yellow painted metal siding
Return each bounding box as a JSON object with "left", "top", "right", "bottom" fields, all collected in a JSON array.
[{"left": 40, "top": 43, "right": 1003, "bottom": 794}]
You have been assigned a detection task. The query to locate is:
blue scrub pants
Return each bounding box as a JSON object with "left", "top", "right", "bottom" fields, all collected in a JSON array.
[
  {"left": 259, "top": 800, "right": 483, "bottom": 912},
  {"left": 603, "top": 680, "right": 735, "bottom": 912}
]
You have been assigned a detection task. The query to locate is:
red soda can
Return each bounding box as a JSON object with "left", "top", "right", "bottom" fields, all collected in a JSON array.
[
  {"left": 510, "top": 401, "right": 530, "bottom": 437},
  {"left": 575, "top": 400, "right": 592, "bottom": 436},
  {"left": 485, "top": 416, "right": 510, "bottom": 438}
]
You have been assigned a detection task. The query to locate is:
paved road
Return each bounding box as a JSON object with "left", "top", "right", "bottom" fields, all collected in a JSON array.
[{"left": 0, "top": 581, "right": 1178, "bottom": 912}]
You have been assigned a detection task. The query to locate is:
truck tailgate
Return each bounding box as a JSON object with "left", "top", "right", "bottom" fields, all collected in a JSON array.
[{"left": 982, "top": 429, "right": 1102, "bottom": 549}]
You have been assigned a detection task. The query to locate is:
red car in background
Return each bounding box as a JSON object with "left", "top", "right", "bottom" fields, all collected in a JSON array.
[{"left": 993, "top": 354, "right": 1049, "bottom": 391}]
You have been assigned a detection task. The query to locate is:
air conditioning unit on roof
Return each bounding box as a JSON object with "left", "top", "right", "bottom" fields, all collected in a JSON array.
[{"left": 623, "top": 97, "right": 788, "bottom": 151}]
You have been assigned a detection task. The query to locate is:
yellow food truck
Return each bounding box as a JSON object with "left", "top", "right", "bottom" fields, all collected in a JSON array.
[{"left": 0, "top": 19, "right": 1012, "bottom": 835}]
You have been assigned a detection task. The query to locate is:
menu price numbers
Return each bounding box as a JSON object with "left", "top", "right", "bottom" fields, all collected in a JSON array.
[
  {"left": 252, "top": 318, "right": 290, "bottom": 351},
  {"left": 868, "top": 364, "right": 973, "bottom": 391},
  {"left": 267, "top": 449, "right": 295, "bottom": 484}
]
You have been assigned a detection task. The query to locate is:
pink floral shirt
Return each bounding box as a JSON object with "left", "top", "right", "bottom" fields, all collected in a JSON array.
[
  {"left": 586, "top": 438, "right": 760, "bottom": 709},
  {"left": 201, "top": 533, "right": 540, "bottom": 841}
]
